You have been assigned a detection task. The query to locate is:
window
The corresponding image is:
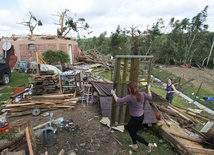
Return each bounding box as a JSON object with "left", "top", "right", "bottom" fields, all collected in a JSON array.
[{"left": 28, "top": 44, "right": 35, "bottom": 51}]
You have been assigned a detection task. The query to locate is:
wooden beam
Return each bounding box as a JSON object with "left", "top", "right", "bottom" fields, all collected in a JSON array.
[
  {"left": 160, "top": 127, "right": 195, "bottom": 155},
  {"left": 169, "top": 131, "right": 202, "bottom": 143},
  {"left": 186, "top": 146, "right": 214, "bottom": 155},
  {"left": 170, "top": 105, "right": 204, "bottom": 126},
  {"left": 31, "top": 93, "right": 74, "bottom": 99},
  {"left": 25, "top": 127, "right": 34, "bottom": 155}
]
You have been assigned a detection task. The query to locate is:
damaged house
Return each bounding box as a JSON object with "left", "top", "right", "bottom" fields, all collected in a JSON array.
[{"left": 0, "top": 35, "right": 80, "bottom": 70}]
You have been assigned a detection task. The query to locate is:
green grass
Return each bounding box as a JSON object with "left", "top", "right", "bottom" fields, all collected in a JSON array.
[
  {"left": 0, "top": 93, "right": 13, "bottom": 103},
  {"left": 151, "top": 85, "right": 195, "bottom": 110},
  {"left": 98, "top": 70, "right": 113, "bottom": 80},
  {"left": 114, "top": 125, "right": 179, "bottom": 155},
  {"left": 0, "top": 87, "right": 13, "bottom": 93},
  {"left": 9, "top": 72, "right": 31, "bottom": 87},
  {"left": 153, "top": 66, "right": 214, "bottom": 111},
  {"left": 0, "top": 72, "right": 31, "bottom": 104}
]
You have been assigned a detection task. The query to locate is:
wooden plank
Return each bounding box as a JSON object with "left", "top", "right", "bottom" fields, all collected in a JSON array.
[
  {"left": 167, "top": 106, "right": 195, "bottom": 124},
  {"left": 3, "top": 102, "right": 45, "bottom": 108},
  {"left": 160, "top": 126, "right": 195, "bottom": 155},
  {"left": 158, "top": 117, "right": 211, "bottom": 155},
  {"left": 169, "top": 131, "right": 202, "bottom": 143},
  {"left": 170, "top": 105, "right": 204, "bottom": 126},
  {"left": 7, "top": 109, "right": 58, "bottom": 118},
  {"left": 51, "top": 105, "right": 75, "bottom": 108},
  {"left": 111, "top": 57, "right": 122, "bottom": 126},
  {"left": 25, "top": 127, "right": 34, "bottom": 155},
  {"left": 31, "top": 94, "right": 74, "bottom": 99},
  {"left": 176, "top": 78, "right": 194, "bottom": 89},
  {"left": 129, "top": 58, "right": 139, "bottom": 82},
  {"left": 186, "top": 146, "right": 214, "bottom": 155},
  {"left": 185, "top": 110, "right": 212, "bottom": 121},
  {"left": 121, "top": 59, "right": 129, "bottom": 124}
]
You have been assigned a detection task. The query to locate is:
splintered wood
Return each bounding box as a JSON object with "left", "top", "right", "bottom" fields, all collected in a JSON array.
[
  {"left": 156, "top": 103, "right": 214, "bottom": 155},
  {"left": 3, "top": 94, "right": 80, "bottom": 115}
]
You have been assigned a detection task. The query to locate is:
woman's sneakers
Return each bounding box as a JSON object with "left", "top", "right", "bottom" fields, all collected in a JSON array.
[
  {"left": 148, "top": 143, "right": 157, "bottom": 153},
  {"left": 128, "top": 144, "right": 138, "bottom": 149}
]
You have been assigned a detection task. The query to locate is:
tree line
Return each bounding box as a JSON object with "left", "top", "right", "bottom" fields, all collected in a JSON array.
[{"left": 78, "top": 6, "right": 214, "bottom": 69}]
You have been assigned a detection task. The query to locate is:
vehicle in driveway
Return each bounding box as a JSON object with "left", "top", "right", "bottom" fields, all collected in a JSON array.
[{"left": 0, "top": 56, "right": 11, "bottom": 85}]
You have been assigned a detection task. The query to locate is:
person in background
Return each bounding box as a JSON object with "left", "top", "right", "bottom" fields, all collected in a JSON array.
[
  {"left": 111, "top": 82, "right": 156, "bottom": 153},
  {"left": 165, "top": 78, "right": 177, "bottom": 104}
]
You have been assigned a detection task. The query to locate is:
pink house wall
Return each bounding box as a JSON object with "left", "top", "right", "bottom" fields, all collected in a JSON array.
[{"left": 0, "top": 37, "right": 79, "bottom": 64}]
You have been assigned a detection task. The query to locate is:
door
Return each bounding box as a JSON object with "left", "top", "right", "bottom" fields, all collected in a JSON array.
[{"left": 69, "top": 45, "right": 73, "bottom": 64}]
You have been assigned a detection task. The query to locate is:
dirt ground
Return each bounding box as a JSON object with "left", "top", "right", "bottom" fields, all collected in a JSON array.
[
  {"left": 7, "top": 102, "right": 127, "bottom": 155},
  {"left": 160, "top": 65, "right": 214, "bottom": 94}
]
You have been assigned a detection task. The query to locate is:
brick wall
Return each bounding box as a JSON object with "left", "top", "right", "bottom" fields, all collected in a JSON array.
[{"left": 0, "top": 38, "right": 79, "bottom": 64}]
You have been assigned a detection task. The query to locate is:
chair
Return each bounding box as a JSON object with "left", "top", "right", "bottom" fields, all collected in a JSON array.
[{"left": 81, "top": 84, "right": 93, "bottom": 106}]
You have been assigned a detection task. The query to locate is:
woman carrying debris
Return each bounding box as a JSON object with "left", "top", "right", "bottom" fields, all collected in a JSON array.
[
  {"left": 165, "top": 78, "right": 177, "bottom": 104},
  {"left": 111, "top": 82, "right": 156, "bottom": 153}
]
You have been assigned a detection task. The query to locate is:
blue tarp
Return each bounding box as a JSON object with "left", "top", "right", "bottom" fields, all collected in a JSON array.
[{"left": 203, "top": 97, "right": 214, "bottom": 101}]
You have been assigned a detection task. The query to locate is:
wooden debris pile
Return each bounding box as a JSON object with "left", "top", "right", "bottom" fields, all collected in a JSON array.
[
  {"left": 154, "top": 102, "right": 214, "bottom": 129},
  {"left": 32, "top": 70, "right": 59, "bottom": 95},
  {"left": 3, "top": 94, "right": 80, "bottom": 117},
  {"left": 77, "top": 49, "right": 115, "bottom": 71},
  {"left": 153, "top": 101, "right": 214, "bottom": 154}
]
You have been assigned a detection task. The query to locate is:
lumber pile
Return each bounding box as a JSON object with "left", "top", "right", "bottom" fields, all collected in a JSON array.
[
  {"left": 77, "top": 49, "right": 115, "bottom": 71},
  {"left": 154, "top": 103, "right": 212, "bottom": 128},
  {"left": 32, "top": 71, "right": 59, "bottom": 95},
  {"left": 155, "top": 102, "right": 214, "bottom": 155},
  {"left": 3, "top": 94, "right": 80, "bottom": 117}
]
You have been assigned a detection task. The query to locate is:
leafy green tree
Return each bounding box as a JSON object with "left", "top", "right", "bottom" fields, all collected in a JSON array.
[
  {"left": 42, "top": 50, "right": 70, "bottom": 65},
  {"left": 168, "top": 6, "right": 209, "bottom": 64},
  {"left": 78, "top": 37, "right": 95, "bottom": 50},
  {"left": 109, "top": 25, "right": 131, "bottom": 57},
  {"left": 77, "top": 5, "right": 214, "bottom": 69},
  {"left": 143, "top": 18, "right": 167, "bottom": 62},
  {"left": 96, "top": 32, "right": 111, "bottom": 54}
]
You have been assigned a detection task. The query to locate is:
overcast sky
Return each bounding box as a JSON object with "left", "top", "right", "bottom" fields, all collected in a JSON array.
[{"left": 0, "top": 0, "right": 214, "bottom": 38}]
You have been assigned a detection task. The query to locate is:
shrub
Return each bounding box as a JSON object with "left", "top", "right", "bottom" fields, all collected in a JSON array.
[{"left": 42, "top": 50, "right": 70, "bottom": 65}]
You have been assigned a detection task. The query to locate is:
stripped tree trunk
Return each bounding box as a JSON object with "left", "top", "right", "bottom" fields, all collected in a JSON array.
[{"left": 206, "top": 35, "right": 214, "bottom": 67}]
